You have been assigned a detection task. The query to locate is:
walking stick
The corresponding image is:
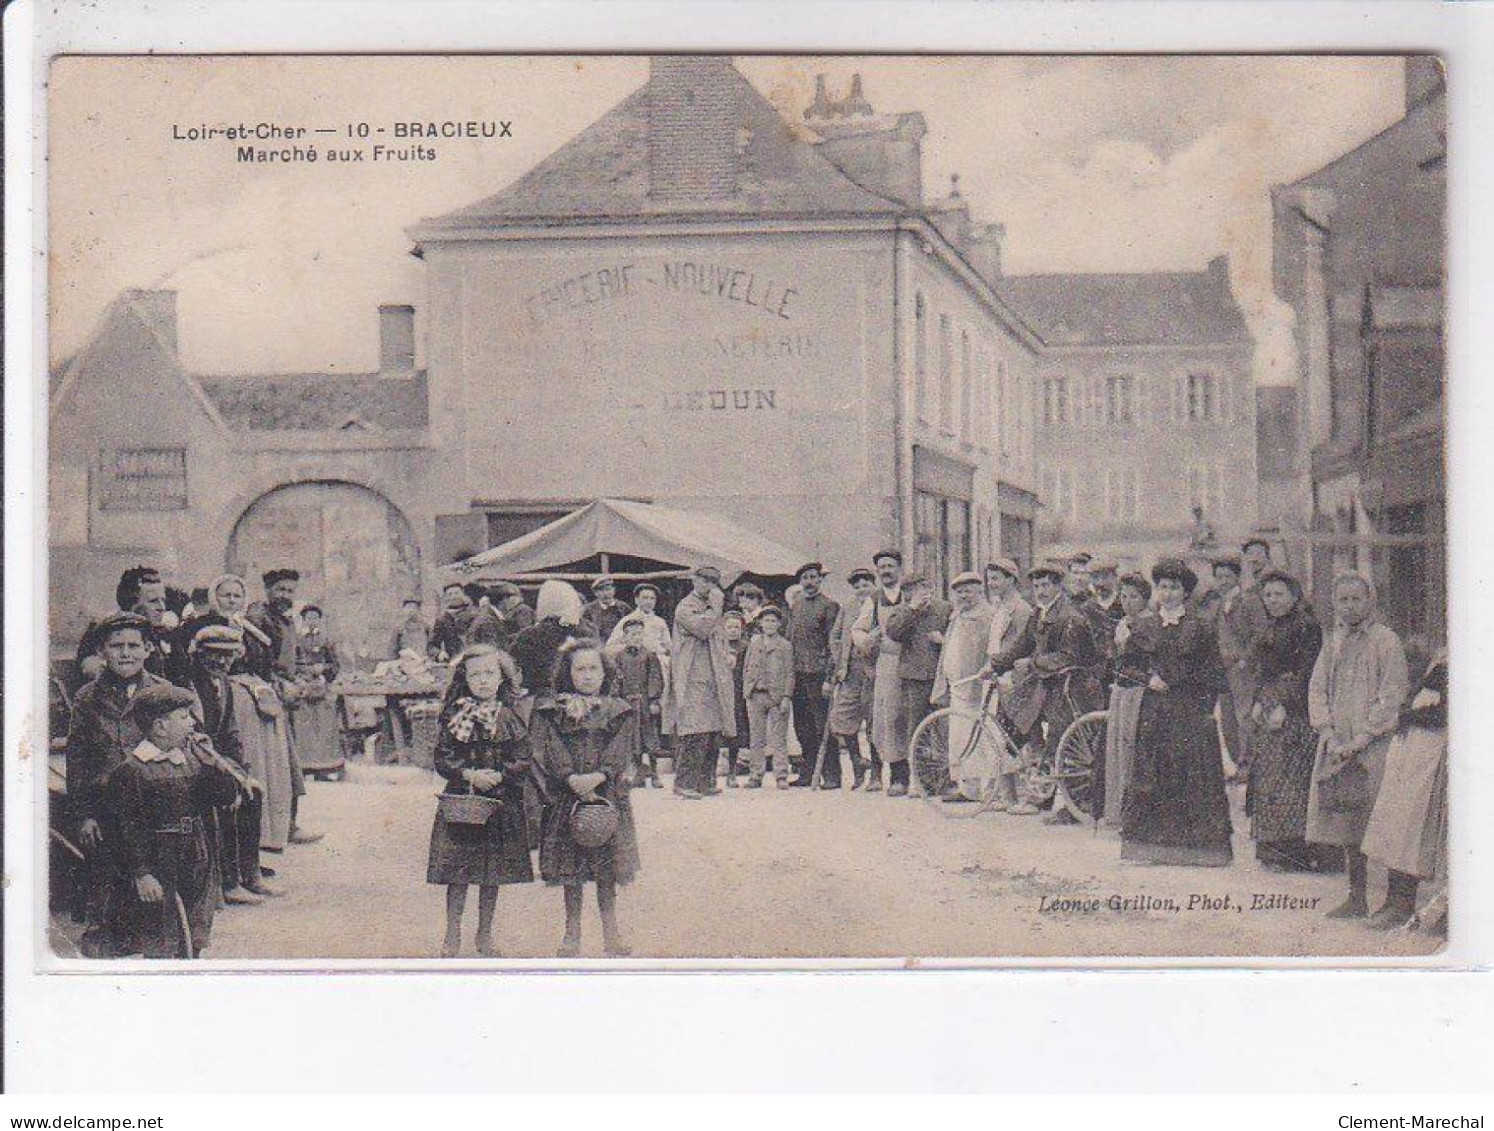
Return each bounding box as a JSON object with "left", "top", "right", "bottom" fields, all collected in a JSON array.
[
  {"left": 50, "top": 827, "right": 87, "bottom": 862},
  {"left": 173, "top": 890, "right": 195, "bottom": 959},
  {"left": 810, "top": 680, "right": 838, "bottom": 790}
]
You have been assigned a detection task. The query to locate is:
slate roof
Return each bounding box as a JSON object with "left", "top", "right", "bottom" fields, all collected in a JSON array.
[
  {"left": 997, "top": 267, "right": 1251, "bottom": 348},
  {"left": 416, "top": 66, "right": 902, "bottom": 232},
  {"left": 197, "top": 372, "right": 430, "bottom": 431}
]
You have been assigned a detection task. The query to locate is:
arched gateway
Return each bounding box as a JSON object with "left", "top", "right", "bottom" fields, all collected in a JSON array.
[{"left": 226, "top": 480, "right": 421, "bottom": 665}]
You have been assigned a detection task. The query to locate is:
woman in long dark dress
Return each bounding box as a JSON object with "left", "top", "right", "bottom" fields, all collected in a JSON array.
[
  {"left": 427, "top": 645, "right": 533, "bottom": 957},
  {"left": 1121, "top": 558, "right": 1233, "bottom": 867},
  {"left": 529, "top": 641, "right": 640, "bottom": 958},
  {"left": 1245, "top": 570, "right": 1328, "bottom": 871}
]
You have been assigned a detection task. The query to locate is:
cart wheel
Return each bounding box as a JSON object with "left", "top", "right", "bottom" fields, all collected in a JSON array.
[
  {"left": 908, "top": 708, "right": 1002, "bottom": 817},
  {"left": 1053, "top": 710, "right": 1108, "bottom": 824}
]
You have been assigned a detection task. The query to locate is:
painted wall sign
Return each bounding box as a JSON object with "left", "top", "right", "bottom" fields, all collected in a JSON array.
[{"left": 97, "top": 447, "right": 188, "bottom": 511}]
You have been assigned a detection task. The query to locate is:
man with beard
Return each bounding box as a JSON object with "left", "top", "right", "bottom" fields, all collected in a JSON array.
[
  {"left": 786, "top": 562, "right": 839, "bottom": 786},
  {"left": 247, "top": 568, "right": 323, "bottom": 845},
  {"left": 1082, "top": 559, "right": 1126, "bottom": 684}
]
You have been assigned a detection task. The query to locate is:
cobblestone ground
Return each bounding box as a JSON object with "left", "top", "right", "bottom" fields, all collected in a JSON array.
[{"left": 57, "top": 761, "right": 1444, "bottom": 962}]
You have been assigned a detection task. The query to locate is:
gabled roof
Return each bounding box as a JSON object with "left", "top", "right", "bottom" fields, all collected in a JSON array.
[
  {"left": 998, "top": 266, "right": 1251, "bottom": 348},
  {"left": 415, "top": 66, "right": 902, "bottom": 234},
  {"left": 196, "top": 372, "right": 430, "bottom": 431}
]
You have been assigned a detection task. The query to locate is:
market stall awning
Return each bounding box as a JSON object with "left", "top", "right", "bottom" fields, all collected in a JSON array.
[{"left": 443, "top": 499, "right": 807, "bottom": 586}]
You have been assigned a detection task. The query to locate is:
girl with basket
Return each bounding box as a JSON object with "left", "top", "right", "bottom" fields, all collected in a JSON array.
[
  {"left": 427, "top": 645, "right": 533, "bottom": 957},
  {"left": 530, "top": 641, "right": 641, "bottom": 958}
]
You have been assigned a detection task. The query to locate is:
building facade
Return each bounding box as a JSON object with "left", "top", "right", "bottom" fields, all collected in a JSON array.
[
  {"left": 1271, "top": 56, "right": 1445, "bottom": 644},
  {"left": 407, "top": 57, "right": 1042, "bottom": 590},
  {"left": 1002, "top": 262, "right": 1257, "bottom": 571}
]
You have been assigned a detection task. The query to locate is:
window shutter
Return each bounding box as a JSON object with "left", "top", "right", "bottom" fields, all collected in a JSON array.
[{"left": 1218, "top": 374, "right": 1232, "bottom": 424}]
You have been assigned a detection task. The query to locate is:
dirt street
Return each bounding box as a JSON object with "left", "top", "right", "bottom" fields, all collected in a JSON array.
[{"left": 191, "top": 763, "right": 1444, "bottom": 962}]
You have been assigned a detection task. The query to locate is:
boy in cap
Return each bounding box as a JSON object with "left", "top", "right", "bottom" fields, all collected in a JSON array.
[
  {"left": 106, "top": 684, "right": 247, "bottom": 958},
  {"left": 581, "top": 576, "right": 632, "bottom": 643},
  {"left": 609, "top": 617, "right": 666, "bottom": 787},
  {"left": 64, "top": 612, "right": 175, "bottom": 956},
  {"left": 743, "top": 604, "right": 796, "bottom": 787},
  {"left": 607, "top": 583, "right": 670, "bottom": 658},
  {"left": 787, "top": 562, "right": 839, "bottom": 785}
]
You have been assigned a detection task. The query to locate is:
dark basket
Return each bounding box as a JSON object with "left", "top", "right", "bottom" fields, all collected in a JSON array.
[
  {"left": 437, "top": 792, "right": 504, "bottom": 825},
  {"left": 568, "top": 797, "right": 619, "bottom": 848}
]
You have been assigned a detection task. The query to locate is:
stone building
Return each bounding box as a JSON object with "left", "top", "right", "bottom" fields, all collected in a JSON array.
[
  {"left": 1001, "top": 260, "right": 1257, "bottom": 570},
  {"left": 1271, "top": 56, "right": 1445, "bottom": 643},
  {"left": 48, "top": 293, "right": 462, "bottom": 662},
  {"left": 407, "top": 57, "right": 1044, "bottom": 589}
]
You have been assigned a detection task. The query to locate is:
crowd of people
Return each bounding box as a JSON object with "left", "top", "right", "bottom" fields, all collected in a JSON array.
[{"left": 51, "top": 536, "right": 1449, "bottom": 959}]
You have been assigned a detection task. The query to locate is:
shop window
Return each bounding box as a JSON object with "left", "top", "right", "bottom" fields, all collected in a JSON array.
[{"left": 914, "top": 489, "right": 971, "bottom": 594}]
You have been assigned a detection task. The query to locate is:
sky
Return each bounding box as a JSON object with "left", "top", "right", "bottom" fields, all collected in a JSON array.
[{"left": 48, "top": 54, "right": 1407, "bottom": 383}]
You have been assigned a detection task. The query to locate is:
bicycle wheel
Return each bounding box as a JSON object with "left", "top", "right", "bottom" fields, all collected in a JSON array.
[
  {"left": 909, "top": 708, "right": 1002, "bottom": 816},
  {"left": 1052, "top": 709, "right": 1109, "bottom": 824}
]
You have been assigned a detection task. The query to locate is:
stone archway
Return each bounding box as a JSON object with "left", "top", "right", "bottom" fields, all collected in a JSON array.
[{"left": 226, "top": 480, "right": 420, "bottom": 666}]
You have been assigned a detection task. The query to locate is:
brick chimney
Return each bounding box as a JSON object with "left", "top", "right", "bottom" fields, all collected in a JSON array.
[
  {"left": 1405, "top": 55, "right": 1445, "bottom": 113},
  {"left": 966, "top": 222, "right": 1006, "bottom": 283},
  {"left": 927, "top": 173, "right": 972, "bottom": 250},
  {"left": 379, "top": 304, "right": 415, "bottom": 374},
  {"left": 806, "top": 72, "right": 925, "bottom": 207},
  {"left": 647, "top": 56, "right": 740, "bottom": 201}
]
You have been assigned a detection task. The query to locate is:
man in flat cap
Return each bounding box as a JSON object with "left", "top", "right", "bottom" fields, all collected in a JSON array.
[
  {"left": 1003, "top": 560, "right": 1103, "bottom": 817},
  {"left": 187, "top": 623, "right": 277, "bottom": 904},
  {"left": 246, "top": 568, "right": 322, "bottom": 845},
  {"left": 851, "top": 549, "right": 909, "bottom": 791},
  {"left": 581, "top": 576, "right": 632, "bottom": 644},
  {"left": 64, "top": 612, "right": 175, "bottom": 955},
  {"left": 931, "top": 572, "right": 995, "bottom": 801},
  {"left": 883, "top": 571, "right": 952, "bottom": 796},
  {"left": 786, "top": 562, "right": 839, "bottom": 786},
  {"left": 824, "top": 567, "right": 879, "bottom": 789},
  {"left": 665, "top": 566, "right": 736, "bottom": 797}
]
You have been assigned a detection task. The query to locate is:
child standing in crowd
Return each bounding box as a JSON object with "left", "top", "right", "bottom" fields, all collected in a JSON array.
[
  {"left": 610, "top": 617, "right": 665, "bottom": 788},
  {"left": 721, "top": 609, "right": 751, "bottom": 786},
  {"left": 529, "top": 642, "right": 641, "bottom": 958},
  {"left": 427, "top": 645, "right": 533, "bottom": 957},
  {"left": 743, "top": 605, "right": 795, "bottom": 788},
  {"left": 106, "top": 684, "right": 248, "bottom": 958}
]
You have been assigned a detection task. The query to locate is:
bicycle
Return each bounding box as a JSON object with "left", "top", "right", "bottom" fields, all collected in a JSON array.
[{"left": 908, "top": 671, "right": 1109, "bottom": 822}]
